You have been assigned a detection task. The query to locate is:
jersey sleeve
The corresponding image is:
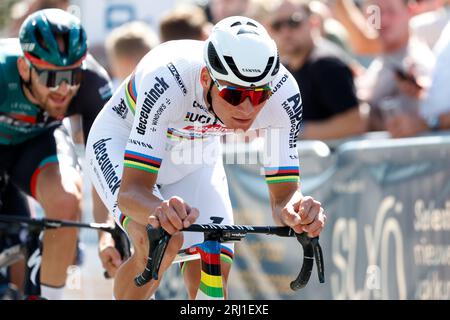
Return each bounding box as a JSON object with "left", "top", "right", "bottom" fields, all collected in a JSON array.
[
  {"left": 123, "top": 66, "right": 180, "bottom": 176},
  {"left": 262, "top": 70, "right": 302, "bottom": 185}
]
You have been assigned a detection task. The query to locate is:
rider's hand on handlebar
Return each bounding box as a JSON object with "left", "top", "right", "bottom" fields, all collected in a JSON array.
[
  {"left": 282, "top": 196, "right": 327, "bottom": 237},
  {"left": 148, "top": 196, "right": 199, "bottom": 235},
  {"left": 98, "top": 233, "right": 122, "bottom": 278}
]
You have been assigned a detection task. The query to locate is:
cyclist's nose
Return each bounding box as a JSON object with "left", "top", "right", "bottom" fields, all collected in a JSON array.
[
  {"left": 236, "top": 98, "right": 253, "bottom": 115},
  {"left": 54, "top": 81, "right": 70, "bottom": 95}
]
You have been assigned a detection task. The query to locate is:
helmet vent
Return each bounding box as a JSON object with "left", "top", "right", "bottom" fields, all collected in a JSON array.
[
  {"left": 208, "top": 42, "right": 228, "bottom": 75},
  {"left": 60, "top": 32, "right": 70, "bottom": 55},
  {"left": 246, "top": 22, "right": 257, "bottom": 27},
  {"left": 230, "top": 21, "right": 242, "bottom": 27},
  {"left": 34, "top": 27, "right": 49, "bottom": 52},
  {"left": 78, "top": 31, "right": 84, "bottom": 52},
  {"left": 224, "top": 55, "right": 274, "bottom": 83},
  {"left": 237, "top": 27, "right": 258, "bottom": 35}
]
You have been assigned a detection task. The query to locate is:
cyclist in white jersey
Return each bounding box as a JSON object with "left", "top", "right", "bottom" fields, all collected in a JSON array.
[{"left": 86, "top": 16, "right": 327, "bottom": 300}]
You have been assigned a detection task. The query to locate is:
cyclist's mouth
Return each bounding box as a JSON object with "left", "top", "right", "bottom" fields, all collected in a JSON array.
[
  {"left": 232, "top": 117, "right": 252, "bottom": 125},
  {"left": 49, "top": 94, "right": 68, "bottom": 105}
]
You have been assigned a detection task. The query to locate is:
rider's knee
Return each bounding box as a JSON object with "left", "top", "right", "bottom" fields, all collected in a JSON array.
[{"left": 44, "top": 190, "right": 81, "bottom": 221}]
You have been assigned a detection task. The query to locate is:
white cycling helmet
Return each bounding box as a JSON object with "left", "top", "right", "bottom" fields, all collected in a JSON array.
[{"left": 204, "top": 16, "right": 280, "bottom": 88}]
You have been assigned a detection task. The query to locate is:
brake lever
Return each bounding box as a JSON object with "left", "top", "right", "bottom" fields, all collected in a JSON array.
[
  {"left": 312, "top": 237, "right": 325, "bottom": 284},
  {"left": 134, "top": 225, "right": 171, "bottom": 287},
  {"left": 290, "top": 233, "right": 325, "bottom": 291}
]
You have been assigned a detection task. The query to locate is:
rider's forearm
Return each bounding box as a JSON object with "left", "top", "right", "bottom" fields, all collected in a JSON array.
[
  {"left": 92, "top": 187, "right": 114, "bottom": 240},
  {"left": 301, "top": 106, "right": 368, "bottom": 140},
  {"left": 436, "top": 112, "right": 450, "bottom": 131},
  {"left": 117, "top": 187, "right": 162, "bottom": 226},
  {"left": 333, "top": 0, "right": 381, "bottom": 55}
]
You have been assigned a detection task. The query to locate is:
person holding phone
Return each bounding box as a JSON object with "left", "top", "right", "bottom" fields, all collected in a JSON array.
[{"left": 355, "top": 0, "right": 435, "bottom": 136}]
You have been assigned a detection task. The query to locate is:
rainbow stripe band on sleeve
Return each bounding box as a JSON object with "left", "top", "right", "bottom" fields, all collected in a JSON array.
[
  {"left": 124, "top": 150, "right": 162, "bottom": 174},
  {"left": 264, "top": 166, "right": 300, "bottom": 184},
  {"left": 118, "top": 213, "right": 131, "bottom": 231},
  {"left": 124, "top": 73, "right": 137, "bottom": 114}
]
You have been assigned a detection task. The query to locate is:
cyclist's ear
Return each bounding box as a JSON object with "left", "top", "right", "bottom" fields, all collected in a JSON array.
[
  {"left": 200, "top": 67, "right": 212, "bottom": 90},
  {"left": 17, "top": 57, "right": 31, "bottom": 82}
]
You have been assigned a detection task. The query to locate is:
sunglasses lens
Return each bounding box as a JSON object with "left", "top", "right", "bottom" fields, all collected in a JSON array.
[
  {"left": 72, "top": 68, "right": 83, "bottom": 85},
  {"left": 219, "top": 88, "right": 272, "bottom": 106},
  {"left": 220, "top": 88, "right": 245, "bottom": 106},
  {"left": 36, "top": 70, "right": 50, "bottom": 87},
  {"left": 251, "top": 90, "right": 272, "bottom": 105},
  {"left": 33, "top": 67, "right": 82, "bottom": 89}
]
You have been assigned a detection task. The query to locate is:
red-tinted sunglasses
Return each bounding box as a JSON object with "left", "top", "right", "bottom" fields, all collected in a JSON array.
[{"left": 210, "top": 74, "right": 272, "bottom": 106}]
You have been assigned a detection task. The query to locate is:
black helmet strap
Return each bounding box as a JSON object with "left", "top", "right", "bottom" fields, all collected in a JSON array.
[{"left": 206, "top": 79, "right": 225, "bottom": 125}]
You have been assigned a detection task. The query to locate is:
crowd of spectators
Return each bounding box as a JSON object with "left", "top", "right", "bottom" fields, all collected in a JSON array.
[{"left": 4, "top": 0, "right": 450, "bottom": 141}]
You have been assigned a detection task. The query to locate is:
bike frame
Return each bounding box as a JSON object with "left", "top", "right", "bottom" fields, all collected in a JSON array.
[{"left": 135, "top": 224, "right": 325, "bottom": 300}]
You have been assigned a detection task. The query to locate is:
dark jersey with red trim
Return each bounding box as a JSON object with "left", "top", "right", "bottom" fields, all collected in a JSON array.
[{"left": 0, "top": 38, "right": 112, "bottom": 145}]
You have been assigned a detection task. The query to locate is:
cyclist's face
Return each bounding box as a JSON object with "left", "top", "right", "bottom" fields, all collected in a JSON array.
[
  {"left": 201, "top": 68, "right": 268, "bottom": 131},
  {"left": 17, "top": 57, "right": 81, "bottom": 119}
]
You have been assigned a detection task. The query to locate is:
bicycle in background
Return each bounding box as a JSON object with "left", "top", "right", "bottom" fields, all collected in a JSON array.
[{"left": 0, "top": 215, "right": 130, "bottom": 300}]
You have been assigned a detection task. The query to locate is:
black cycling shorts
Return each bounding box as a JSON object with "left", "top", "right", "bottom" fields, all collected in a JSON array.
[{"left": 0, "top": 124, "right": 79, "bottom": 199}]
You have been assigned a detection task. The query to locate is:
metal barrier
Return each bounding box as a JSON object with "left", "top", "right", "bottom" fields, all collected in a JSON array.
[{"left": 222, "top": 132, "right": 450, "bottom": 300}]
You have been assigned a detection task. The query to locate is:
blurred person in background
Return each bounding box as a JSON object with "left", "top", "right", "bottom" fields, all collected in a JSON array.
[
  {"left": 355, "top": 0, "right": 436, "bottom": 132},
  {"left": 409, "top": 0, "right": 449, "bottom": 51},
  {"left": 245, "top": 0, "right": 274, "bottom": 28},
  {"left": 207, "top": 0, "right": 251, "bottom": 23},
  {"left": 159, "top": 5, "right": 212, "bottom": 42},
  {"left": 105, "top": 21, "right": 159, "bottom": 91},
  {"left": 309, "top": 0, "right": 353, "bottom": 55},
  {"left": 7, "top": 0, "right": 70, "bottom": 37},
  {"left": 331, "top": 0, "right": 448, "bottom": 55},
  {"left": 270, "top": 0, "right": 368, "bottom": 141},
  {"left": 385, "top": 20, "right": 450, "bottom": 137},
  {"left": 309, "top": 0, "right": 366, "bottom": 75}
]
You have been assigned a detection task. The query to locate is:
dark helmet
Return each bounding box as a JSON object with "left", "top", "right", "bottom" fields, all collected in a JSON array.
[{"left": 19, "top": 8, "right": 87, "bottom": 67}]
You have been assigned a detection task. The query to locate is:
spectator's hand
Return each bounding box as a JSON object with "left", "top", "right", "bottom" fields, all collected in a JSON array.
[
  {"left": 148, "top": 196, "right": 199, "bottom": 235},
  {"left": 385, "top": 113, "right": 428, "bottom": 138},
  {"left": 394, "top": 72, "right": 424, "bottom": 99},
  {"left": 281, "top": 196, "right": 326, "bottom": 237},
  {"left": 98, "top": 235, "right": 122, "bottom": 278}
]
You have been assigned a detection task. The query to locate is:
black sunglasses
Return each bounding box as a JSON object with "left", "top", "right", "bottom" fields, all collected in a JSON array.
[
  {"left": 29, "top": 62, "right": 83, "bottom": 91},
  {"left": 271, "top": 13, "right": 306, "bottom": 32}
]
